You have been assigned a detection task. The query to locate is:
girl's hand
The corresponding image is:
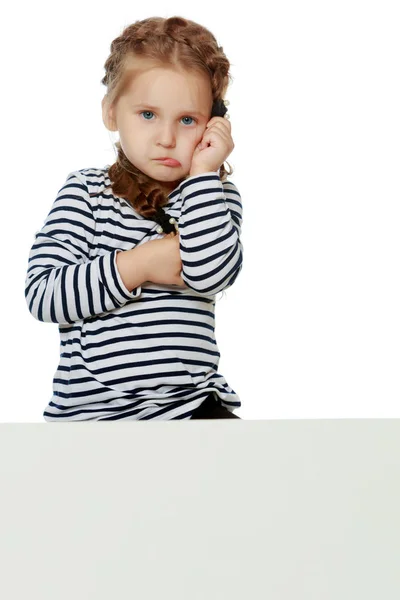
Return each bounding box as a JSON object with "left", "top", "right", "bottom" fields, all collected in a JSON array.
[
  {"left": 143, "top": 232, "right": 186, "bottom": 287},
  {"left": 189, "top": 116, "right": 234, "bottom": 176}
]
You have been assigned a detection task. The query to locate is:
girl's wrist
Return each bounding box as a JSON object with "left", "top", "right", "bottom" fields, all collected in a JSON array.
[
  {"left": 189, "top": 170, "right": 206, "bottom": 178},
  {"left": 189, "top": 168, "right": 218, "bottom": 178}
]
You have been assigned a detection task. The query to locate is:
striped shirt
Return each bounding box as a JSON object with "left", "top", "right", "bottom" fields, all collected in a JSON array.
[{"left": 24, "top": 166, "right": 244, "bottom": 420}]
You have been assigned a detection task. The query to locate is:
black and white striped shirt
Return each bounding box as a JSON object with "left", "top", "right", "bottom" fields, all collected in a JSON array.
[{"left": 24, "top": 166, "right": 243, "bottom": 420}]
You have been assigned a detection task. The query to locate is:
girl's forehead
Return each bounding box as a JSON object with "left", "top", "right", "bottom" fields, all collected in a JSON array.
[{"left": 126, "top": 64, "right": 209, "bottom": 88}]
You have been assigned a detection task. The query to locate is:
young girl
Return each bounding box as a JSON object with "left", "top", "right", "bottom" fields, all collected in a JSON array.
[{"left": 24, "top": 15, "right": 243, "bottom": 421}]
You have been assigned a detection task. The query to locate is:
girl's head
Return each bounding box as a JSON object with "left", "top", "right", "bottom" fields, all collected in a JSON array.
[
  {"left": 103, "top": 64, "right": 213, "bottom": 192},
  {"left": 98, "top": 16, "right": 233, "bottom": 219}
]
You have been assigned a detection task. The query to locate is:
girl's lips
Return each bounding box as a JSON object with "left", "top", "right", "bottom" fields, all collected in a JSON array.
[{"left": 155, "top": 158, "right": 181, "bottom": 167}]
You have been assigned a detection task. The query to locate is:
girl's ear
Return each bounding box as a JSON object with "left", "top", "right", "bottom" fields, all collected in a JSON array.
[{"left": 102, "top": 96, "right": 118, "bottom": 132}]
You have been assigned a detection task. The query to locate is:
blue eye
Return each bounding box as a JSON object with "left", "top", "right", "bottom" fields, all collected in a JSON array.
[
  {"left": 141, "top": 111, "right": 154, "bottom": 120},
  {"left": 139, "top": 111, "right": 197, "bottom": 125},
  {"left": 181, "top": 116, "right": 196, "bottom": 125}
]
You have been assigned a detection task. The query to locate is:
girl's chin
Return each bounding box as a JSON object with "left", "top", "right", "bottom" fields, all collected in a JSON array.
[
  {"left": 162, "top": 173, "right": 188, "bottom": 186},
  {"left": 160, "top": 180, "right": 184, "bottom": 193}
]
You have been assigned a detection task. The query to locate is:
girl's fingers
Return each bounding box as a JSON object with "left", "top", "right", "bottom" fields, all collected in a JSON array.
[{"left": 207, "top": 118, "right": 231, "bottom": 133}]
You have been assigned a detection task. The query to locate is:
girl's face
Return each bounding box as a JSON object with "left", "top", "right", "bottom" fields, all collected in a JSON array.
[{"left": 102, "top": 67, "right": 213, "bottom": 193}]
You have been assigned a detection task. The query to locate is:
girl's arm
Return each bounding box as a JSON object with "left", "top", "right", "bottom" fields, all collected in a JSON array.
[
  {"left": 178, "top": 172, "right": 243, "bottom": 296},
  {"left": 24, "top": 171, "right": 145, "bottom": 325}
]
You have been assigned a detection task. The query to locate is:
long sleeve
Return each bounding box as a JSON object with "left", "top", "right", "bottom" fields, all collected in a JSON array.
[
  {"left": 178, "top": 171, "right": 243, "bottom": 296},
  {"left": 24, "top": 171, "right": 142, "bottom": 325}
]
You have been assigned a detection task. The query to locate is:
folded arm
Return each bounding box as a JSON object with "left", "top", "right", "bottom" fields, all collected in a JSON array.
[{"left": 24, "top": 171, "right": 143, "bottom": 325}]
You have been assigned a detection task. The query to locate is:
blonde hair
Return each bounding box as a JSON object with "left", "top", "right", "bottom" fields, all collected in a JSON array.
[{"left": 96, "top": 15, "right": 234, "bottom": 220}]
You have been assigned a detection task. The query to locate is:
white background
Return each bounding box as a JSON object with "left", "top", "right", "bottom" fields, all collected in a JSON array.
[{"left": 3, "top": 0, "right": 399, "bottom": 421}]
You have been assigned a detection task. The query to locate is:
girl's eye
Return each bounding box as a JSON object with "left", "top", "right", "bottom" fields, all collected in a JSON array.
[
  {"left": 139, "top": 111, "right": 197, "bottom": 125},
  {"left": 181, "top": 116, "right": 196, "bottom": 125}
]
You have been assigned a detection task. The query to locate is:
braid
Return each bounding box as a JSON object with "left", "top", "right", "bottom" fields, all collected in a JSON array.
[{"left": 97, "top": 16, "right": 234, "bottom": 231}]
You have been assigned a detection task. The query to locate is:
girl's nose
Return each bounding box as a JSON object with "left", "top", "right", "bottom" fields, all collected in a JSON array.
[{"left": 158, "top": 125, "right": 176, "bottom": 143}]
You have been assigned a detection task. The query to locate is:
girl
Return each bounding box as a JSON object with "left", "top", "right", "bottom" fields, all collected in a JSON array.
[{"left": 24, "top": 15, "right": 244, "bottom": 421}]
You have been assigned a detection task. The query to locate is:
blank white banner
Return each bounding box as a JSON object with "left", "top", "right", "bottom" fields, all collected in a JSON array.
[{"left": 1, "top": 419, "right": 399, "bottom": 599}]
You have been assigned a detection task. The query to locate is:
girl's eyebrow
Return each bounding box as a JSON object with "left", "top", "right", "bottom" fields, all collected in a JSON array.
[{"left": 133, "top": 103, "right": 205, "bottom": 117}]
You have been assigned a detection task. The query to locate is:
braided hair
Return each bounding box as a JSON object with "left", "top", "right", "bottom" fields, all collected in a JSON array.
[{"left": 94, "top": 16, "right": 234, "bottom": 233}]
